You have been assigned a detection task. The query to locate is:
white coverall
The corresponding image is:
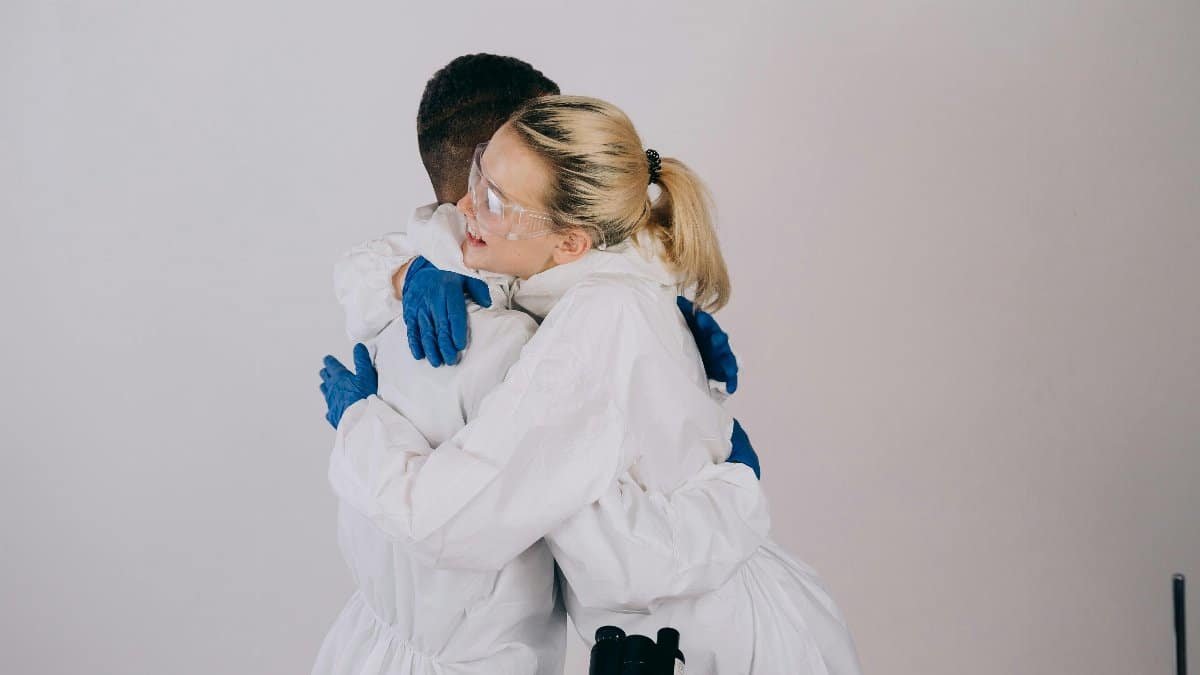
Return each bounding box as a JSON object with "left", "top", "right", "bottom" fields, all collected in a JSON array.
[
  {"left": 330, "top": 204, "right": 863, "bottom": 675},
  {"left": 314, "top": 204, "right": 565, "bottom": 675}
]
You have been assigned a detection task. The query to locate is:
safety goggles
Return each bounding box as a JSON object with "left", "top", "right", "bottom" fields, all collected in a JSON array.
[{"left": 467, "top": 142, "right": 557, "bottom": 240}]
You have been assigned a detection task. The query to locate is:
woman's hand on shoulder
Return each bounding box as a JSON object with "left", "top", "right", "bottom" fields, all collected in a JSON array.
[{"left": 401, "top": 256, "right": 493, "bottom": 367}]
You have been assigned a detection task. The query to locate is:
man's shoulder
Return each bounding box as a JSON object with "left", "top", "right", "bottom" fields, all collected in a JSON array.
[{"left": 468, "top": 307, "right": 538, "bottom": 347}]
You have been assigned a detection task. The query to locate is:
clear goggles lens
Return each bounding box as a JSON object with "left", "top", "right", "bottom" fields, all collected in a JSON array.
[{"left": 468, "top": 143, "right": 555, "bottom": 240}]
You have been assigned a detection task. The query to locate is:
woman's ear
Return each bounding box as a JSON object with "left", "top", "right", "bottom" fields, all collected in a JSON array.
[{"left": 552, "top": 228, "right": 593, "bottom": 265}]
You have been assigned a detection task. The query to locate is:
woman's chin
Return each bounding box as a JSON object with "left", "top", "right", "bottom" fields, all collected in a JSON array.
[{"left": 462, "top": 242, "right": 487, "bottom": 270}]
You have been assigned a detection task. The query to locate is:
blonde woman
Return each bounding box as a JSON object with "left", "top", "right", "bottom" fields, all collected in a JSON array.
[{"left": 323, "top": 95, "right": 861, "bottom": 674}]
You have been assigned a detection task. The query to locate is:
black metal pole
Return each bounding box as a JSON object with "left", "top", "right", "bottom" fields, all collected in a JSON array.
[{"left": 1176, "top": 574, "right": 1187, "bottom": 675}]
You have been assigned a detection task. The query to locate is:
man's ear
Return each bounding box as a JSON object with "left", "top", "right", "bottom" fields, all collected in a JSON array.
[{"left": 552, "top": 228, "right": 593, "bottom": 265}]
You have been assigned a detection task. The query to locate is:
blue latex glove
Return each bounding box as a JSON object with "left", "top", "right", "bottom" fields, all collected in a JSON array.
[
  {"left": 727, "top": 419, "right": 761, "bottom": 479},
  {"left": 403, "top": 256, "right": 493, "bottom": 367},
  {"left": 319, "top": 343, "right": 378, "bottom": 429},
  {"left": 677, "top": 296, "right": 739, "bottom": 394}
]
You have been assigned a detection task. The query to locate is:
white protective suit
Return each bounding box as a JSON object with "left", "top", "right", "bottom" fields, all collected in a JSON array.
[
  {"left": 330, "top": 203, "right": 863, "bottom": 675},
  {"left": 314, "top": 204, "right": 565, "bottom": 675}
]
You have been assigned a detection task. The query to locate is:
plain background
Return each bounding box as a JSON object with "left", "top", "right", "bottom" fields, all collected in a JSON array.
[{"left": 3, "top": 1, "right": 1197, "bottom": 673}]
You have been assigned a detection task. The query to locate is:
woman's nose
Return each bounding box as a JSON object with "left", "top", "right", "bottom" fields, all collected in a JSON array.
[{"left": 456, "top": 193, "right": 473, "bottom": 218}]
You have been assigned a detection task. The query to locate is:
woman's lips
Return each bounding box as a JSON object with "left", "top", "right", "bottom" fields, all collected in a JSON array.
[{"left": 465, "top": 226, "right": 487, "bottom": 247}]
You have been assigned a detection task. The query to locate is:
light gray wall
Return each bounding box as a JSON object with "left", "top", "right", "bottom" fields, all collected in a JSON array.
[{"left": 3, "top": 1, "right": 1197, "bottom": 674}]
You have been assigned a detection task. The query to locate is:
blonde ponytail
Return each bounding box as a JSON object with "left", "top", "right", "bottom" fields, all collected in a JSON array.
[
  {"left": 646, "top": 157, "right": 730, "bottom": 311},
  {"left": 509, "top": 95, "right": 732, "bottom": 312}
]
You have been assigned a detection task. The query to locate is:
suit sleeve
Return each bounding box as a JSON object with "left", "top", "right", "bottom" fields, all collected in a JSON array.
[{"left": 332, "top": 232, "right": 416, "bottom": 343}]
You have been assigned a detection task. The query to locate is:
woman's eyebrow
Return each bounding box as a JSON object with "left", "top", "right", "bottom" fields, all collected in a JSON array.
[
  {"left": 480, "top": 160, "right": 510, "bottom": 199},
  {"left": 486, "top": 176, "right": 509, "bottom": 199}
]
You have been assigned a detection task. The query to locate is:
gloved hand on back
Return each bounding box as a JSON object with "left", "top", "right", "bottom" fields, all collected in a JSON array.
[
  {"left": 319, "top": 343, "right": 378, "bottom": 429},
  {"left": 402, "top": 256, "right": 492, "bottom": 367},
  {"left": 676, "top": 296, "right": 738, "bottom": 394}
]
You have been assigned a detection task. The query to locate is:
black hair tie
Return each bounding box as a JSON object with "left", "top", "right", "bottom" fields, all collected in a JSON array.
[{"left": 645, "top": 149, "right": 662, "bottom": 185}]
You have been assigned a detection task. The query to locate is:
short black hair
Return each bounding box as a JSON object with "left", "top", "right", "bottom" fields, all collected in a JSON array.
[{"left": 417, "top": 54, "right": 560, "bottom": 204}]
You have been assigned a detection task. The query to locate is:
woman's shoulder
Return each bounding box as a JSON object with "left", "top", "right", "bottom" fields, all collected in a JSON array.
[
  {"left": 554, "top": 274, "right": 665, "bottom": 327},
  {"left": 523, "top": 276, "right": 678, "bottom": 370}
]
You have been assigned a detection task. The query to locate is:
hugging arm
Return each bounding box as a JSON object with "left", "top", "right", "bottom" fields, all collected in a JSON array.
[
  {"left": 327, "top": 289, "right": 768, "bottom": 616},
  {"left": 327, "top": 289, "right": 634, "bottom": 571}
]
